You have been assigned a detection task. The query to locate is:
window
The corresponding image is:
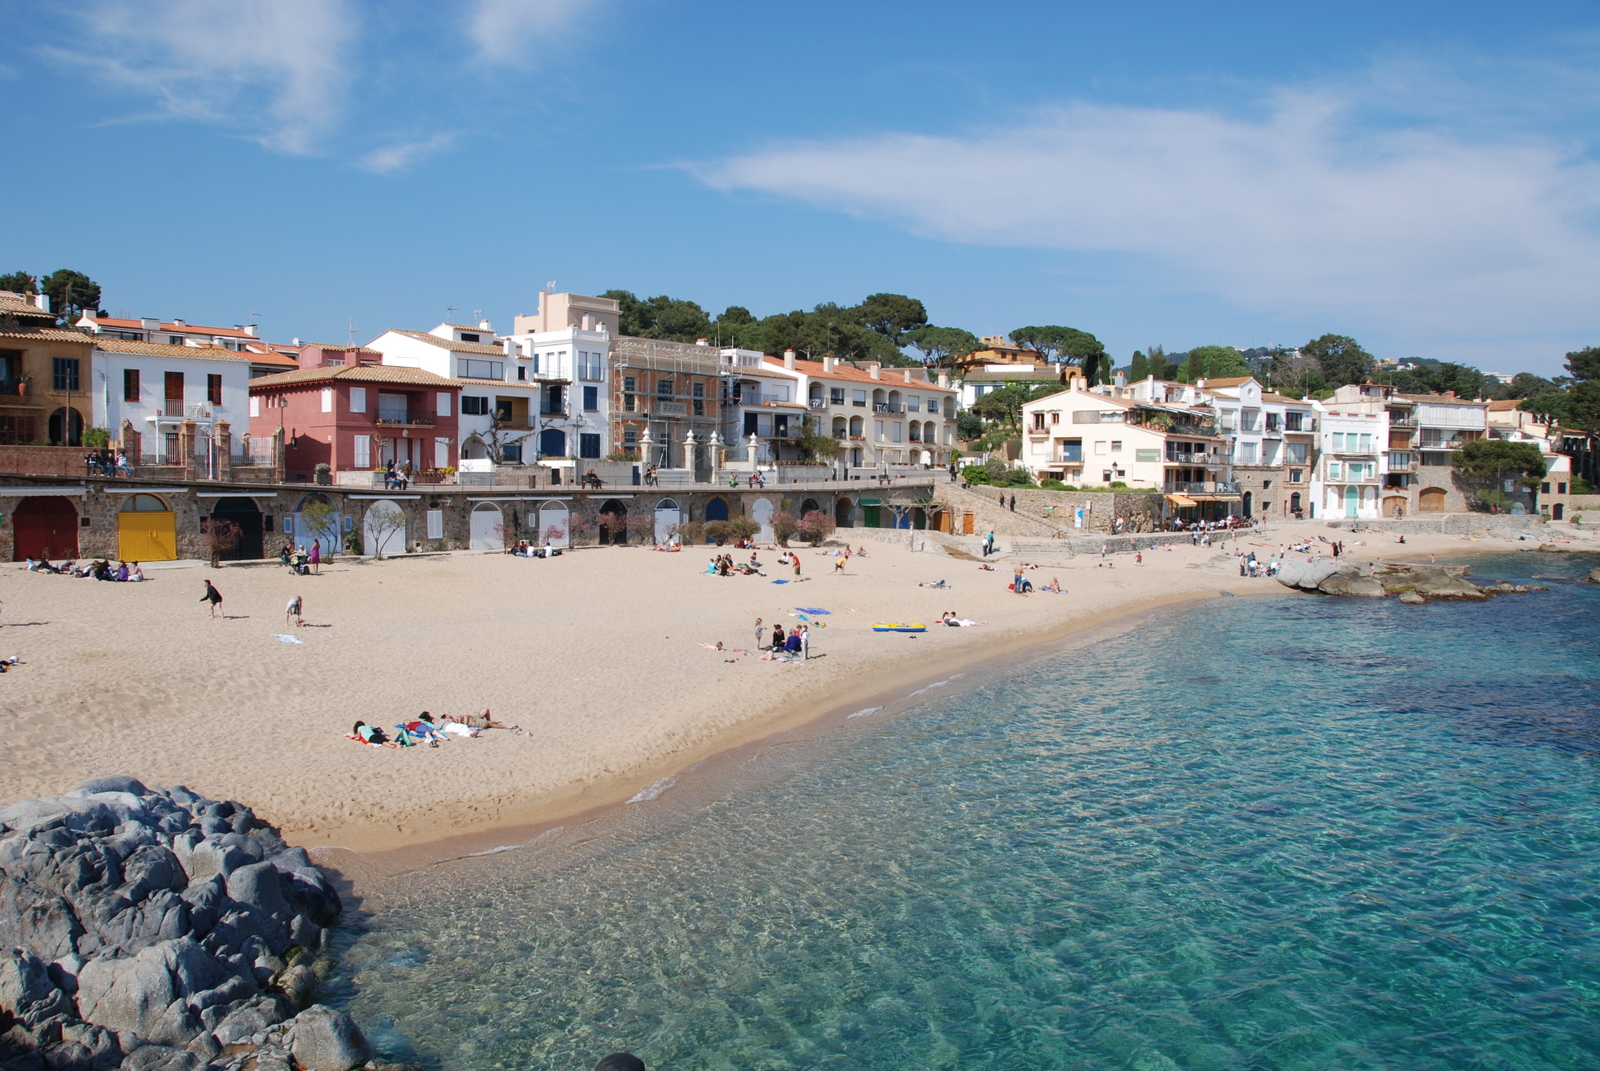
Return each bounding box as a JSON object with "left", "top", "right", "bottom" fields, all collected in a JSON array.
[
  {"left": 1558, "top": 482, "right": 1568, "bottom": 494},
  {"left": 1285, "top": 443, "right": 1308, "bottom": 464},
  {"left": 1289, "top": 469, "right": 1303, "bottom": 483},
  {"left": 1359, "top": 433, "right": 1372, "bottom": 452},
  {"left": 1237, "top": 442, "right": 1257, "bottom": 464},
  {"left": 1285, "top": 412, "right": 1304, "bottom": 431},
  {"left": 457, "top": 359, "right": 504, "bottom": 380},
  {"left": 623, "top": 425, "right": 637, "bottom": 447},
  {"left": 1110, "top": 440, "right": 1122, "bottom": 452},
  {"left": 427, "top": 509, "right": 444, "bottom": 539},
  {"left": 908, "top": 396, "right": 920, "bottom": 412},
  {"left": 207, "top": 374, "right": 223, "bottom": 405},
  {"left": 1329, "top": 461, "right": 1342, "bottom": 479},
  {"left": 436, "top": 392, "right": 451, "bottom": 417},
  {"left": 461, "top": 332, "right": 481, "bottom": 343},
  {"left": 583, "top": 386, "right": 598, "bottom": 411},
  {"left": 657, "top": 378, "right": 673, "bottom": 398},
  {"left": 122, "top": 368, "right": 140, "bottom": 402},
  {"left": 831, "top": 388, "right": 845, "bottom": 405},
  {"left": 892, "top": 422, "right": 902, "bottom": 443},
  {"left": 579, "top": 432, "right": 601, "bottom": 459},
  {"left": 249, "top": 396, "right": 260, "bottom": 417},
  {"left": 875, "top": 420, "right": 884, "bottom": 441},
  {"left": 434, "top": 437, "right": 449, "bottom": 468},
  {"left": 692, "top": 382, "right": 704, "bottom": 416},
  {"left": 852, "top": 390, "right": 867, "bottom": 407},
  {"left": 494, "top": 399, "right": 514, "bottom": 423},
  {"left": 353, "top": 434, "right": 371, "bottom": 468},
  {"left": 341, "top": 386, "right": 364, "bottom": 413},
  {"left": 577, "top": 351, "right": 603, "bottom": 381},
  {"left": 53, "top": 358, "right": 80, "bottom": 392},
  {"left": 516, "top": 367, "right": 526, "bottom": 381},
  {"left": 461, "top": 396, "right": 488, "bottom": 415},
  {"left": 320, "top": 387, "right": 333, "bottom": 413},
  {"left": 168, "top": 336, "right": 183, "bottom": 345},
  {"left": 1060, "top": 439, "right": 1083, "bottom": 463},
  {"left": 378, "top": 393, "right": 408, "bottom": 422},
  {"left": 1032, "top": 412, "right": 1046, "bottom": 430},
  {"left": 623, "top": 376, "right": 636, "bottom": 412},
  {"left": 1050, "top": 411, "right": 1060, "bottom": 424},
  {"left": 1095, "top": 441, "right": 1107, "bottom": 455},
  {"left": 1541, "top": 481, "right": 1550, "bottom": 494}
]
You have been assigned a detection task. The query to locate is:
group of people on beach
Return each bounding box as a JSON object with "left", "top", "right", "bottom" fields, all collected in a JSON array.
[
  {"left": 350, "top": 709, "right": 518, "bottom": 749},
  {"left": 708, "top": 552, "right": 764, "bottom": 577},
  {"left": 750, "top": 617, "right": 810, "bottom": 661},
  {"left": 278, "top": 542, "right": 321, "bottom": 575},
  {"left": 28, "top": 557, "right": 145, "bottom": 582}
]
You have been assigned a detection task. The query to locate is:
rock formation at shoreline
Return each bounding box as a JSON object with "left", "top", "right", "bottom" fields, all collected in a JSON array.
[
  {"left": 1276, "top": 560, "right": 1547, "bottom": 602},
  {"left": 0, "top": 777, "right": 383, "bottom": 1071}
]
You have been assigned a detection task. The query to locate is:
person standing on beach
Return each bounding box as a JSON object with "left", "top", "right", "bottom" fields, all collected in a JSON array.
[
  {"left": 754, "top": 617, "right": 764, "bottom": 650},
  {"left": 798, "top": 623, "right": 810, "bottom": 660},
  {"left": 309, "top": 541, "right": 321, "bottom": 574},
  {"left": 793, "top": 555, "right": 802, "bottom": 578},
  {"left": 200, "top": 580, "right": 223, "bottom": 618}
]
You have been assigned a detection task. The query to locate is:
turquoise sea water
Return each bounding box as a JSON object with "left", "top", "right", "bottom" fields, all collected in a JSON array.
[{"left": 329, "top": 553, "right": 1600, "bottom": 1070}]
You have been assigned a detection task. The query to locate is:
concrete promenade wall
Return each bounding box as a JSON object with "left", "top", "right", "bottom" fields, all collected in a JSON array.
[{"left": 1317, "top": 513, "right": 1547, "bottom": 536}]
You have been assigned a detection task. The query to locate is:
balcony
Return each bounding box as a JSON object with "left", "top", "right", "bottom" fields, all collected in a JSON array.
[
  {"left": 375, "top": 415, "right": 436, "bottom": 428},
  {"left": 539, "top": 404, "right": 568, "bottom": 417},
  {"left": 1165, "top": 480, "right": 1241, "bottom": 494},
  {"left": 0, "top": 377, "right": 26, "bottom": 397},
  {"left": 808, "top": 399, "right": 828, "bottom": 409},
  {"left": 655, "top": 400, "right": 687, "bottom": 417},
  {"left": 872, "top": 403, "right": 902, "bottom": 414}
]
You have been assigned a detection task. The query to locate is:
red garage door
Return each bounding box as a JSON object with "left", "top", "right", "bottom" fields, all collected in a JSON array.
[{"left": 12, "top": 495, "right": 80, "bottom": 562}]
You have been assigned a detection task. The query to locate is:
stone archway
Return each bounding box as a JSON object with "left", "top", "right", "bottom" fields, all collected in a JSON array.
[
  {"left": 835, "top": 498, "right": 854, "bottom": 528},
  {"left": 598, "top": 498, "right": 629, "bottom": 546},
  {"left": 210, "top": 496, "right": 264, "bottom": 561}
]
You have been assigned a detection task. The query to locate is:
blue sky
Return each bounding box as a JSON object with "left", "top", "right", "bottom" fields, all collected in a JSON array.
[{"left": 3, "top": 1, "right": 1598, "bottom": 376}]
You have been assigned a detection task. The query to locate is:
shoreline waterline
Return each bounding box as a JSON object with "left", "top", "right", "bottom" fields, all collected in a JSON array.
[{"left": 308, "top": 585, "right": 1268, "bottom": 884}]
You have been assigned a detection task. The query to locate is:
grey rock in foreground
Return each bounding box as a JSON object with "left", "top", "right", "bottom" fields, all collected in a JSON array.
[{"left": 0, "top": 777, "right": 372, "bottom": 1071}]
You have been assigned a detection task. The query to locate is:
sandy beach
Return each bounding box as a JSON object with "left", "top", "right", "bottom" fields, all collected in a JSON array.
[{"left": 2, "top": 522, "right": 1591, "bottom": 857}]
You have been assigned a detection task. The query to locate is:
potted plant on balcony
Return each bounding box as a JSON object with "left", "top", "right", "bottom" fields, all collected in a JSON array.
[
  {"left": 16, "top": 374, "right": 30, "bottom": 398},
  {"left": 314, "top": 462, "right": 331, "bottom": 486}
]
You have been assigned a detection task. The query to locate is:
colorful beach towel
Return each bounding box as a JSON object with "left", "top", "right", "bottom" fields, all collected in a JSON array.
[{"left": 795, "top": 607, "right": 832, "bottom": 615}]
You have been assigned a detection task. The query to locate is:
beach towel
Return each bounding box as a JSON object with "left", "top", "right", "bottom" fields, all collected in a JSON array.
[
  {"left": 795, "top": 607, "right": 831, "bottom": 615},
  {"left": 771, "top": 579, "right": 789, "bottom": 584},
  {"left": 272, "top": 634, "right": 305, "bottom": 644}
]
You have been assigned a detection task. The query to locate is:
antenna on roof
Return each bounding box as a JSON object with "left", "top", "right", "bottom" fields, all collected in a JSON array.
[
  {"left": 348, "top": 319, "right": 357, "bottom": 344},
  {"left": 249, "top": 311, "right": 259, "bottom": 325},
  {"left": 546, "top": 281, "right": 556, "bottom": 292}
]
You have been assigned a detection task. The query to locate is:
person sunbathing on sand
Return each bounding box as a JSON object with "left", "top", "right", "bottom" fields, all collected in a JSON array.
[
  {"left": 353, "top": 721, "right": 399, "bottom": 748},
  {"left": 919, "top": 580, "right": 948, "bottom": 588},
  {"left": 444, "top": 708, "right": 518, "bottom": 731}
]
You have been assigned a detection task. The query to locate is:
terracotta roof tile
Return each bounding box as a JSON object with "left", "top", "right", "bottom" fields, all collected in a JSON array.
[
  {"left": 0, "top": 294, "right": 56, "bottom": 319},
  {"left": 0, "top": 326, "right": 93, "bottom": 344},
  {"left": 81, "top": 315, "right": 260, "bottom": 339},
  {"left": 1203, "top": 376, "right": 1255, "bottom": 387},
  {"left": 92, "top": 339, "right": 252, "bottom": 361},
  {"left": 764, "top": 357, "right": 956, "bottom": 392},
  {"left": 248, "top": 364, "right": 458, "bottom": 389},
  {"left": 376, "top": 329, "right": 507, "bottom": 356}
]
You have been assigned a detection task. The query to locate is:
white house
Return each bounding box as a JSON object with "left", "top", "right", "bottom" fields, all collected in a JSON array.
[
  {"left": 367, "top": 320, "right": 555, "bottom": 464},
  {"left": 1310, "top": 405, "right": 1386, "bottom": 519},
  {"left": 90, "top": 339, "right": 253, "bottom": 463},
  {"left": 506, "top": 291, "right": 620, "bottom": 463}
]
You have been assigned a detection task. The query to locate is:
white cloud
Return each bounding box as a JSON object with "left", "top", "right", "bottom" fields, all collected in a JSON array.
[
  {"left": 61, "top": 0, "right": 356, "bottom": 153},
  {"left": 468, "top": 0, "right": 596, "bottom": 63},
  {"left": 360, "top": 132, "right": 458, "bottom": 174},
  {"left": 694, "top": 94, "right": 1600, "bottom": 345}
]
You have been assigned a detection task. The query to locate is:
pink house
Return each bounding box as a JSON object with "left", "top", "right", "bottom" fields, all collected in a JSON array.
[{"left": 248, "top": 344, "right": 461, "bottom": 481}]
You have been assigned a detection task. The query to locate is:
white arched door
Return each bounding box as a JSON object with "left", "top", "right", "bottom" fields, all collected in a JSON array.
[
  {"left": 654, "top": 498, "right": 683, "bottom": 544},
  {"left": 469, "top": 502, "right": 504, "bottom": 551},
  {"left": 362, "top": 500, "right": 407, "bottom": 556},
  {"left": 539, "top": 502, "right": 570, "bottom": 549},
  {"left": 751, "top": 497, "right": 774, "bottom": 542}
]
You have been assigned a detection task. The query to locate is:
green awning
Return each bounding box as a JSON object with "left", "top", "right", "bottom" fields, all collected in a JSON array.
[{"left": 857, "top": 497, "right": 882, "bottom": 506}]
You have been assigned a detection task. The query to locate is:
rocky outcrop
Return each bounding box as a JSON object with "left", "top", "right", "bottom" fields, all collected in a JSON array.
[
  {"left": 1276, "top": 561, "right": 1548, "bottom": 602},
  {"left": 1586, "top": 567, "right": 1600, "bottom": 584},
  {"left": 0, "top": 778, "right": 384, "bottom": 1071}
]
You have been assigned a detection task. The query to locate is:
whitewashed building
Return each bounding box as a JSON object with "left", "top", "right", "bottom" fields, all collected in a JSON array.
[
  {"left": 505, "top": 291, "right": 619, "bottom": 463},
  {"left": 1310, "top": 405, "right": 1385, "bottom": 519},
  {"left": 90, "top": 339, "right": 253, "bottom": 463}
]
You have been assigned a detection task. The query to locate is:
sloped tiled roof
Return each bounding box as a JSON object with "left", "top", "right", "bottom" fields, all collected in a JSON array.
[
  {"left": 1259, "top": 391, "right": 1314, "bottom": 406},
  {"left": 248, "top": 364, "right": 458, "bottom": 389},
  {"left": 376, "top": 329, "right": 507, "bottom": 356},
  {"left": 0, "top": 293, "right": 56, "bottom": 320},
  {"left": 1487, "top": 399, "right": 1524, "bottom": 411},
  {"left": 0, "top": 326, "right": 93, "bottom": 344},
  {"left": 764, "top": 356, "right": 956, "bottom": 392},
  {"left": 81, "top": 315, "right": 258, "bottom": 339},
  {"left": 1203, "top": 376, "right": 1256, "bottom": 388},
  {"left": 93, "top": 339, "right": 252, "bottom": 362}
]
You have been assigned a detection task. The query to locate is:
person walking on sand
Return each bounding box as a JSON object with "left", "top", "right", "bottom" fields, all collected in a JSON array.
[
  {"left": 200, "top": 579, "right": 223, "bottom": 618},
  {"left": 793, "top": 554, "right": 802, "bottom": 578},
  {"left": 286, "top": 594, "right": 303, "bottom": 628},
  {"left": 309, "top": 541, "right": 321, "bottom": 574}
]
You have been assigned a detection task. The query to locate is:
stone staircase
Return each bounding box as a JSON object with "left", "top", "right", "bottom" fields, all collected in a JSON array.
[{"left": 932, "top": 482, "right": 1079, "bottom": 542}]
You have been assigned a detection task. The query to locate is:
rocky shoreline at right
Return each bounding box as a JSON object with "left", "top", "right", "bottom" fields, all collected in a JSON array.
[{"left": 1275, "top": 557, "right": 1600, "bottom": 602}]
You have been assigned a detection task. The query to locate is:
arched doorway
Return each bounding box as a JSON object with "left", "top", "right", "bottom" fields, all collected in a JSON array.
[
  {"left": 362, "top": 499, "right": 407, "bottom": 556},
  {"left": 1382, "top": 495, "right": 1407, "bottom": 519},
  {"left": 293, "top": 493, "right": 342, "bottom": 558},
  {"left": 751, "top": 497, "right": 774, "bottom": 542},
  {"left": 835, "top": 498, "right": 855, "bottom": 528},
  {"left": 210, "top": 497, "right": 264, "bottom": 561},
  {"left": 654, "top": 498, "right": 682, "bottom": 544},
  {"left": 1344, "top": 486, "right": 1359, "bottom": 518},
  {"left": 469, "top": 502, "right": 504, "bottom": 551},
  {"left": 799, "top": 498, "right": 820, "bottom": 518},
  {"left": 538, "top": 501, "right": 570, "bottom": 548},
  {"left": 1290, "top": 491, "right": 1302, "bottom": 516},
  {"left": 1242, "top": 491, "right": 1253, "bottom": 518},
  {"left": 705, "top": 497, "right": 729, "bottom": 522},
  {"left": 539, "top": 429, "right": 567, "bottom": 458},
  {"left": 12, "top": 496, "right": 79, "bottom": 561},
  {"left": 47, "top": 407, "right": 84, "bottom": 446},
  {"left": 598, "top": 498, "right": 628, "bottom": 545},
  {"left": 1419, "top": 487, "right": 1447, "bottom": 512},
  {"left": 118, "top": 494, "right": 177, "bottom": 561}
]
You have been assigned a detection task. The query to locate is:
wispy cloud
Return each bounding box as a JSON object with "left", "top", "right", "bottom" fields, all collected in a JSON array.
[
  {"left": 58, "top": 0, "right": 357, "bottom": 153},
  {"left": 360, "top": 132, "right": 458, "bottom": 174},
  {"left": 694, "top": 91, "right": 1600, "bottom": 347},
  {"left": 468, "top": 0, "right": 597, "bottom": 64}
]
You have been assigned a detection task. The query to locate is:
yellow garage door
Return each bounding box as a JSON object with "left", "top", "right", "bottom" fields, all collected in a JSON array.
[{"left": 118, "top": 512, "right": 178, "bottom": 561}]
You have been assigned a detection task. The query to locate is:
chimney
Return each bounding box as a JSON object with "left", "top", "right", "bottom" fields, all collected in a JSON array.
[
  {"left": 172, "top": 319, "right": 186, "bottom": 328},
  {"left": 822, "top": 356, "right": 835, "bottom": 373},
  {"left": 902, "top": 369, "right": 912, "bottom": 383},
  {"left": 32, "top": 293, "right": 50, "bottom": 313},
  {"left": 140, "top": 317, "right": 159, "bottom": 332},
  {"left": 503, "top": 338, "right": 517, "bottom": 357},
  {"left": 868, "top": 363, "right": 881, "bottom": 380},
  {"left": 479, "top": 318, "right": 492, "bottom": 331},
  {"left": 783, "top": 349, "right": 796, "bottom": 370},
  {"left": 581, "top": 313, "right": 593, "bottom": 330},
  {"left": 937, "top": 372, "right": 949, "bottom": 388}
]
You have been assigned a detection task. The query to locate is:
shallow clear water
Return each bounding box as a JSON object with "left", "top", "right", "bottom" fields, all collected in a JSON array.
[{"left": 329, "top": 553, "right": 1600, "bottom": 1070}]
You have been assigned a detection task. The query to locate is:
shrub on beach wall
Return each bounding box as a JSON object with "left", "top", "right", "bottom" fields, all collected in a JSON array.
[
  {"left": 797, "top": 509, "right": 836, "bottom": 543},
  {"left": 729, "top": 516, "right": 760, "bottom": 543},
  {"left": 704, "top": 520, "right": 734, "bottom": 545},
  {"left": 771, "top": 511, "right": 799, "bottom": 546}
]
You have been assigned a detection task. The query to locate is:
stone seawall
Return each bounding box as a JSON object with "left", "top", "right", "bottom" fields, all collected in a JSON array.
[{"left": 1318, "top": 513, "right": 1547, "bottom": 536}]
